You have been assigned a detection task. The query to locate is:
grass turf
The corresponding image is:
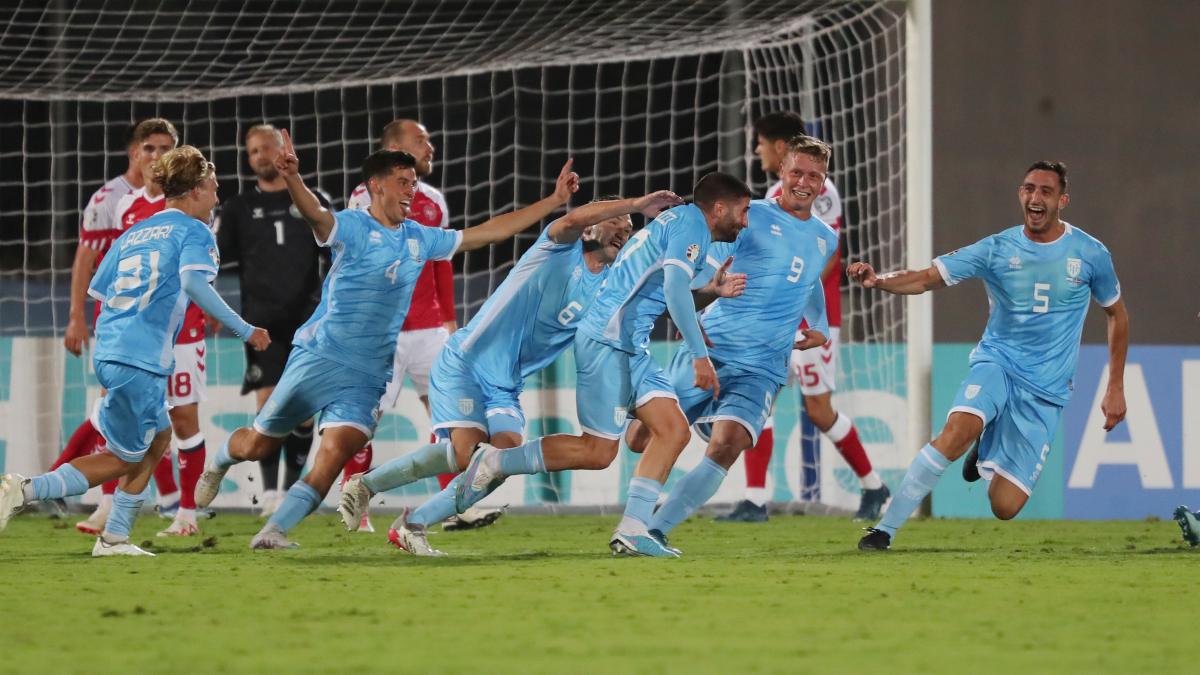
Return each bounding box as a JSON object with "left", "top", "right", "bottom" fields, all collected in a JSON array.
[{"left": 0, "top": 511, "right": 1195, "bottom": 674}]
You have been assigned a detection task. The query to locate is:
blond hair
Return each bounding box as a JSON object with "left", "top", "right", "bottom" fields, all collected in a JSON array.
[
  {"left": 131, "top": 118, "right": 179, "bottom": 146},
  {"left": 153, "top": 146, "right": 215, "bottom": 199},
  {"left": 786, "top": 134, "right": 832, "bottom": 167},
  {"left": 245, "top": 123, "right": 283, "bottom": 146}
]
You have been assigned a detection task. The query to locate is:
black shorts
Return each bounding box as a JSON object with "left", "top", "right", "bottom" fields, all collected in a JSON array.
[{"left": 242, "top": 324, "right": 302, "bottom": 394}]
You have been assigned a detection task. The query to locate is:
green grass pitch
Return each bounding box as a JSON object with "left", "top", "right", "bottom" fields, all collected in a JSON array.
[{"left": 0, "top": 512, "right": 1194, "bottom": 674}]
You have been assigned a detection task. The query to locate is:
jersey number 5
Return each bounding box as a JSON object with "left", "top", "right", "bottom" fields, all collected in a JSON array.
[
  {"left": 108, "top": 251, "right": 161, "bottom": 312},
  {"left": 1033, "top": 283, "right": 1051, "bottom": 313}
]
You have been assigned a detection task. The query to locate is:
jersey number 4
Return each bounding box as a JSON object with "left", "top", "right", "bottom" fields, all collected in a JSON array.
[{"left": 108, "top": 251, "right": 161, "bottom": 312}]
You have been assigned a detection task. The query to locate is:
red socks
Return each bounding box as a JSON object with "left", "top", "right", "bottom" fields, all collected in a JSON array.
[
  {"left": 743, "top": 426, "right": 774, "bottom": 489},
  {"left": 177, "top": 435, "right": 206, "bottom": 510},
  {"left": 834, "top": 427, "right": 872, "bottom": 477},
  {"left": 343, "top": 442, "right": 374, "bottom": 484},
  {"left": 50, "top": 418, "right": 102, "bottom": 471}
]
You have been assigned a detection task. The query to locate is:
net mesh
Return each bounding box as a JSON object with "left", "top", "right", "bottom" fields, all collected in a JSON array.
[{"left": 0, "top": 0, "right": 910, "bottom": 512}]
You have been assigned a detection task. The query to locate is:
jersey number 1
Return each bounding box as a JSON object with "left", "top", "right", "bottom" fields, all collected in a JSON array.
[{"left": 108, "top": 251, "right": 161, "bottom": 312}]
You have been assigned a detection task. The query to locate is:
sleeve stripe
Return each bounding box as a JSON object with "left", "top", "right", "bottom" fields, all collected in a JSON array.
[
  {"left": 432, "top": 230, "right": 463, "bottom": 261},
  {"left": 705, "top": 255, "right": 722, "bottom": 270},
  {"left": 179, "top": 264, "right": 218, "bottom": 276},
  {"left": 663, "top": 258, "right": 696, "bottom": 279},
  {"left": 1098, "top": 291, "right": 1121, "bottom": 307},
  {"left": 86, "top": 288, "right": 105, "bottom": 302},
  {"left": 932, "top": 258, "right": 956, "bottom": 286}
]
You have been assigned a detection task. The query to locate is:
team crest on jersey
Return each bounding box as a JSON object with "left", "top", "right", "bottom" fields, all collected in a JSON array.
[
  {"left": 458, "top": 398, "right": 474, "bottom": 415},
  {"left": 252, "top": 207, "right": 264, "bottom": 219},
  {"left": 685, "top": 243, "right": 700, "bottom": 262},
  {"left": 289, "top": 205, "right": 301, "bottom": 219},
  {"left": 965, "top": 384, "right": 981, "bottom": 400},
  {"left": 408, "top": 238, "right": 420, "bottom": 259},
  {"left": 143, "top": 428, "right": 155, "bottom": 445},
  {"left": 369, "top": 230, "right": 383, "bottom": 245},
  {"left": 1066, "top": 258, "right": 1081, "bottom": 278},
  {"left": 614, "top": 407, "right": 627, "bottom": 426},
  {"left": 770, "top": 223, "right": 782, "bottom": 237},
  {"left": 208, "top": 247, "right": 220, "bottom": 267},
  {"left": 1008, "top": 256, "right": 1022, "bottom": 270},
  {"left": 817, "top": 238, "right": 827, "bottom": 256},
  {"left": 422, "top": 204, "right": 438, "bottom": 221},
  {"left": 572, "top": 265, "right": 582, "bottom": 281},
  {"left": 814, "top": 195, "right": 833, "bottom": 217}
]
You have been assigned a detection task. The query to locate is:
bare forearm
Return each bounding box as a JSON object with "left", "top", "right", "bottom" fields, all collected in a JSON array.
[
  {"left": 460, "top": 195, "right": 564, "bottom": 252},
  {"left": 548, "top": 198, "right": 635, "bottom": 243},
  {"left": 283, "top": 173, "right": 334, "bottom": 241},
  {"left": 1105, "top": 301, "right": 1129, "bottom": 390},
  {"left": 872, "top": 267, "right": 944, "bottom": 295},
  {"left": 69, "top": 246, "right": 99, "bottom": 319}
]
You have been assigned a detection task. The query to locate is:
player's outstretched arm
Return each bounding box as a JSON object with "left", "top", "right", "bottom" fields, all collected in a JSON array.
[
  {"left": 847, "top": 261, "right": 945, "bottom": 295},
  {"left": 275, "top": 129, "right": 335, "bottom": 243},
  {"left": 180, "top": 271, "right": 270, "bottom": 351},
  {"left": 1100, "top": 298, "right": 1129, "bottom": 431},
  {"left": 64, "top": 244, "right": 102, "bottom": 356},
  {"left": 547, "top": 190, "right": 683, "bottom": 244},
  {"left": 458, "top": 159, "right": 580, "bottom": 252}
]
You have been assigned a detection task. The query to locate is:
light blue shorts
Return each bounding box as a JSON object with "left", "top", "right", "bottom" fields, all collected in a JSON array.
[
  {"left": 254, "top": 347, "right": 388, "bottom": 440},
  {"left": 666, "top": 348, "right": 779, "bottom": 446},
  {"left": 92, "top": 360, "right": 171, "bottom": 463},
  {"left": 573, "top": 334, "right": 677, "bottom": 440},
  {"left": 950, "top": 361, "right": 1063, "bottom": 495},
  {"left": 428, "top": 347, "right": 525, "bottom": 440}
]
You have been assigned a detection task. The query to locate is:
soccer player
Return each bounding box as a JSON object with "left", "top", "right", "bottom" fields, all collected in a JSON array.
[
  {"left": 216, "top": 124, "right": 332, "bottom": 517},
  {"left": 193, "top": 130, "right": 580, "bottom": 549},
  {"left": 622, "top": 136, "right": 836, "bottom": 549},
  {"left": 443, "top": 173, "right": 751, "bottom": 558},
  {"left": 56, "top": 119, "right": 192, "bottom": 536},
  {"left": 1175, "top": 506, "right": 1199, "bottom": 547},
  {"left": 339, "top": 191, "right": 682, "bottom": 554},
  {"left": 0, "top": 146, "right": 269, "bottom": 556},
  {"left": 853, "top": 161, "right": 1128, "bottom": 551},
  {"left": 342, "top": 119, "right": 468, "bottom": 532},
  {"left": 720, "top": 111, "right": 887, "bottom": 522}
]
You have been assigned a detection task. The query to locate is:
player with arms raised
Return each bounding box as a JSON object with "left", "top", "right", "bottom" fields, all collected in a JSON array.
[
  {"left": 0, "top": 147, "right": 269, "bottom": 555},
  {"left": 194, "top": 130, "right": 580, "bottom": 549},
  {"left": 853, "top": 161, "right": 1128, "bottom": 551},
  {"left": 449, "top": 173, "right": 751, "bottom": 558},
  {"left": 623, "top": 136, "right": 836, "bottom": 550},
  {"left": 342, "top": 191, "right": 682, "bottom": 555}
]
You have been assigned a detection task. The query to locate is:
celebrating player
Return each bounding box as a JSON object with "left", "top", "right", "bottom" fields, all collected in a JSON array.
[
  {"left": 443, "top": 173, "right": 750, "bottom": 558},
  {"left": 623, "top": 136, "right": 836, "bottom": 550},
  {"left": 341, "top": 191, "right": 683, "bottom": 555},
  {"left": 720, "top": 111, "right": 887, "bottom": 523},
  {"left": 193, "top": 129, "right": 580, "bottom": 549},
  {"left": 853, "top": 161, "right": 1128, "bottom": 551},
  {"left": 216, "top": 124, "right": 332, "bottom": 516},
  {"left": 342, "top": 119, "right": 474, "bottom": 532},
  {"left": 0, "top": 146, "right": 269, "bottom": 555}
]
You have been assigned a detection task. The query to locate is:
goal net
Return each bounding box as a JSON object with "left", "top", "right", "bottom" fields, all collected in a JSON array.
[{"left": 0, "top": 0, "right": 917, "bottom": 514}]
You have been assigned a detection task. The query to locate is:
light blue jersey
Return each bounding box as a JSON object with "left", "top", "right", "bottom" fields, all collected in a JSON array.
[
  {"left": 934, "top": 223, "right": 1120, "bottom": 405},
  {"left": 88, "top": 208, "right": 219, "bottom": 375},
  {"left": 446, "top": 227, "right": 607, "bottom": 388},
  {"left": 293, "top": 209, "right": 461, "bottom": 379},
  {"left": 577, "top": 203, "right": 711, "bottom": 353},
  {"left": 696, "top": 198, "right": 836, "bottom": 385}
]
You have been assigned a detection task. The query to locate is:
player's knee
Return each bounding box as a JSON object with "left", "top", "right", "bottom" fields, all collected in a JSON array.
[
  {"left": 625, "top": 421, "right": 650, "bottom": 454},
  {"left": 990, "top": 500, "right": 1022, "bottom": 521},
  {"left": 706, "top": 439, "right": 741, "bottom": 467}
]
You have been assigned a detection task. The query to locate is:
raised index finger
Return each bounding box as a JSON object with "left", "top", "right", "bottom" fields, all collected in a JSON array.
[
  {"left": 558, "top": 157, "right": 574, "bottom": 179},
  {"left": 281, "top": 128, "right": 295, "bottom": 155}
]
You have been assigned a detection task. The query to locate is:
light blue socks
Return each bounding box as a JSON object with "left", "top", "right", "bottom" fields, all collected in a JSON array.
[
  {"left": 363, "top": 442, "right": 455, "bottom": 493},
  {"left": 266, "top": 481, "right": 323, "bottom": 533},
  {"left": 649, "top": 457, "right": 727, "bottom": 535},
  {"left": 620, "top": 476, "right": 663, "bottom": 530},
  {"left": 498, "top": 439, "right": 545, "bottom": 476},
  {"left": 407, "top": 475, "right": 463, "bottom": 528},
  {"left": 29, "top": 464, "right": 89, "bottom": 501},
  {"left": 104, "top": 488, "right": 147, "bottom": 539},
  {"left": 876, "top": 443, "right": 950, "bottom": 537}
]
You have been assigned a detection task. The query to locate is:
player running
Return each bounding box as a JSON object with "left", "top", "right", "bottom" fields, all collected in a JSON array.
[
  {"left": 0, "top": 146, "right": 269, "bottom": 556},
  {"left": 721, "top": 111, "right": 887, "bottom": 523},
  {"left": 853, "top": 161, "right": 1129, "bottom": 551},
  {"left": 622, "top": 136, "right": 836, "bottom": 550},
  {"left": 440, "top": 173, "right": 751, "bottom": 558},
  {"left": 340, "top": 191, "right": 682, "bottom": 554},
  {"left": 193, "top": 130, "right": 581, "bottom": 549},
  {"left": 216, "top": 124, "right": 331, "bottom": 517}
]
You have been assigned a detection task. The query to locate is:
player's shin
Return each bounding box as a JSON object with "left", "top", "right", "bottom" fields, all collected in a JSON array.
[
  {"left": 176, "top": 433, "right": 205, "bottom": 511},
  {"left": 649, "top": 457, "right": 727, "bottom": 535},
  {"left": 264, "top": 481, "right": 322, "bottom": 533},
  {"left": 875, "top": 443, "right": 949, "bottom": 537},
  {"left": 101, "top": 487, "right": 146, "bottom": 542},
  {"left": 362, "top": 441, "right": 456, "bottom": 493},
  {"left": 25, "top": 463, "right": 91, "bottom": 502},
  {"left": 618, "top": 476, "right": 663, "bottom": 532},
  {"left": 407, "top": 476, "right": 463, "bottom": 528},
  {"left": 282, "top": 426, "right": 312, "bottom": 488}
]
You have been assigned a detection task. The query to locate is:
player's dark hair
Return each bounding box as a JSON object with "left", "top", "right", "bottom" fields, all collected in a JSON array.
[
  {"left": 122, "top": 122, "right": 139, "bottom": 148},
  {"left": 693, "top": 172, "right": 751, "bottom": 210},
  {"left": 1026, "top": 160, "right": 1068, "bottom": 192},
  {"left": 361, "top": 149, "right": 417, "bottom": 184},
  {"left": 754, "top": 111, "right": 806, "bottom": 142},
  {"left": 131, "top": 118, "right": 180, "bottom": 146}
]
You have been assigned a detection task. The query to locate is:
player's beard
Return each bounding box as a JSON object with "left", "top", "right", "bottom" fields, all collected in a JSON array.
[{"left": 254, "top": 162, "right": 280, "bottom": 182}]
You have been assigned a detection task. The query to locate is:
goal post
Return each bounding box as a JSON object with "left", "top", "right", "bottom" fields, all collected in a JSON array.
[{"left": 0, "top": 0, "right": 929, "bottom": 513}]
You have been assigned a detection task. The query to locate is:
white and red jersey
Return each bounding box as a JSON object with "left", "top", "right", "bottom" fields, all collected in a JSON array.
[
  {"left": 114, "top": 188, "right": 207, "bottom": 345},
  {"left": 348, "top": 180, "right": 457, "bottom": 331},
  {"left": 769, "top": 178, "right": 842, "bottom": 328},
  {"left": 79, "top": 174, "right": 137, "bottom": 262}
]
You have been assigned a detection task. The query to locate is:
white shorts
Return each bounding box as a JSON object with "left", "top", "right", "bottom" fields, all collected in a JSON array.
[
  {"left": 381, "top": 327, "right": 449, "bottom": 407},
  {"left": 790, "top": 326, "right": 839, "bottom": 396},
  {"left": 167, "top": 340, "right": 208, "bottom": 406}
]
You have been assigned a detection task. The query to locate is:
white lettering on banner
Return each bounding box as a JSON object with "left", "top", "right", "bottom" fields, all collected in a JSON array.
[
  {"left": 1183, "top": 361, "right": 1200, "bottom": 488},
  {"left": 1068, "top": 364, "right": 1174, "bottom": 489}
]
